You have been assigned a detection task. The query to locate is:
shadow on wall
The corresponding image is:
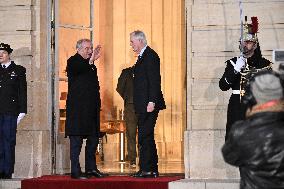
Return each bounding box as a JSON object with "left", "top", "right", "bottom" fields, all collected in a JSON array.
[
  {"left": 15, "top": 130, "right": 51, "bottom": 178},
  {"left": 56, "top": 134, "right": 71, "bottom": 175},
  {"left": 202, "top": 62, "right": 239, "bottom": 179},
  {"left": 211, "top": 1, "right": 240, "bottom": 178},
  {"left": 10, "top": 47, "right": 31, "bottom": 57}
]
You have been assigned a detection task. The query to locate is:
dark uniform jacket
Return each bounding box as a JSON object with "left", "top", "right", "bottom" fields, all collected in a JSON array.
[
  {"left": 65, "top": 53, "right": 101, "bottom": 136},
  {"left": 116, "top": 67, "right": 134, "bottom": 104},
  {"left": 133, "top": 46, "right": 166, "bottom": 113},
  {"left": 219, "top": 48, "right": 271, "bottom": 140},
  {"left": 0, "top": 61, "right": 27, "bottom": 115},
  {"left": 222, "top": 100, "right": 284, "bottom": 189}
]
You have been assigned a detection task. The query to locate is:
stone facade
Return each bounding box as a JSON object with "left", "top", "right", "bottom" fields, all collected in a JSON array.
[
  {"left": 180, "top": 0, "right": 284, "bottom": 188},
  {"left": 185, "top": 0, "right": 284, "bottom": 181},
  {"left": 1, "top": 2, "right": 284, "bottom": 189}
]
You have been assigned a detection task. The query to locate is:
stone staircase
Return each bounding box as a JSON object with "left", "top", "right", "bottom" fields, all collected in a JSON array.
[
  {"left": 0, "top": 179, "right": 21, "bottom": 189},
  {"left": 1, "top": 177, "right": 240, "bottom": 189},
  {"left": 169, "top": 178, "right": 240, "bottom": 189}
]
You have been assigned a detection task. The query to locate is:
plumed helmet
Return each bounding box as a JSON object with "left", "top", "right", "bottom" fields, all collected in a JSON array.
[{"left": 242, "top": 16, "right": 259, "bottom": 43}]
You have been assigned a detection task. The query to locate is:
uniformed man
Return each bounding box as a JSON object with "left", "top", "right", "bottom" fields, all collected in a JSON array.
[
  {"left": 219, "top": 17, "right": 272, "bottom": 140},
  {"left": 116, "top": 66, "right": 138, "bottom": 167},
  {"left": 0, "top": 43, "right": 27, "bottom": 179}
]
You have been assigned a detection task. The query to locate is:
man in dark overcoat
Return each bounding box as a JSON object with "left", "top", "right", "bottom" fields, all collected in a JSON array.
[
  {"left": 129, "top": 30, "right": 166, "bottom": 178},
  {"left": 65, "top": 39, "right": 107, "bottom": 179},
  {"left": 0, "top": 43, "right": 27, "bottom": 179},
  {"left": 116, "top": 66, "right": 138, "bottom": 167}
]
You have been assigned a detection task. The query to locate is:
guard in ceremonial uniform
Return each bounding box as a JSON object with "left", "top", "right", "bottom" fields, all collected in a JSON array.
[
  {"left": 65, "top": 39, "right": 108, "bottom": 179},
  {"left": 0, "top": 43, "right": 27, "bottom": 179},
  {"left": 219, "top": 17, "right": 272, "bottom": 140}
]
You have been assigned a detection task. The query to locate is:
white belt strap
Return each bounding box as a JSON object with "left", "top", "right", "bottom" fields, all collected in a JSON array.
[
  {"left": 230, "top": 60, "right": 236, "bottom": 67},
  {"left": 232, "top": 90, "right": 240, "bottom": 94}
]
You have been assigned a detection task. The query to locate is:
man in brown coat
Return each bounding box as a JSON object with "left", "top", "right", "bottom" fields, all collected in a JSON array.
[{"left": 117, "top": 66, "right": 138, "bottom": 167}]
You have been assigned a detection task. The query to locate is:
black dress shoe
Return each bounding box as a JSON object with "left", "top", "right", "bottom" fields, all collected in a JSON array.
[
  {"left": 130, "top": 170, "right": 142, "bottom": 177},
  {"left": 2, "top": 174, "right": 12, "bottom": 179},
  {"left": 0, "top": 172, "right": 3, "bottom": 179},
  {"left": 71, "top": 173, "right": 89, "bottom": 179},
  {"left": 86, "top": 169, "right": 108, "bottom": 178},
  {"left": 152, "top": 171, "right": 159, "bottom": 177},
  {"left": 132, "top": 171, "right": 159, "bottom": 178}
]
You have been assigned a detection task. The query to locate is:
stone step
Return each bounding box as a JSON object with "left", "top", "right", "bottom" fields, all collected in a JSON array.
[
  {"left": 169, "top": 179, "right": 240, "bottom": 189},
  {"left": 0, "top": 179, "right": 22, "bottom": 189}
]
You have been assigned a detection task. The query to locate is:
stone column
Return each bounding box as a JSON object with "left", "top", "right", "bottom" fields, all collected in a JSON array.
[{"left": 0, "top": 0, "right": 51, "bottom": 178}]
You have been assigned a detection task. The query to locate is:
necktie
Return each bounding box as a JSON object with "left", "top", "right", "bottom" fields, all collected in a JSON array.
[
  {"left": 134, "top": 56, "right": 141, "bottom": 78},
  {"left": 2, "top": 65, "right": 6, "bottom": 69},
  {"left": 135, "top": 56, "right": 140, "bottom": 64},
  {"left": 136, "top": 55, "right": 141, "bottom": 63}
]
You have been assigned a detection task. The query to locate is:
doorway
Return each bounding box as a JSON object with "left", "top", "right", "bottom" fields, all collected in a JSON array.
[{"left": 55, "top": 0, "right": 186, "bottom": 174}]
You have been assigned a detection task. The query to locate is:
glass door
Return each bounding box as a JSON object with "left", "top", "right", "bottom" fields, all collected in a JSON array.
[
  {"left": 57, "top": 0, "right": 93, "bottom": 133},
  {"left": 55, "top": 0, "right": 94, "bottom": 174}
]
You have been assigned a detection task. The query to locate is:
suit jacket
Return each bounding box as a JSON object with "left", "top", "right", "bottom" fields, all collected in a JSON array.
[
  {"left": 219, "top": 54, "right": 271, "bottom": 139},
  {"left": 116, "top": 67, "right": 134, "bottom": 104},
  {"left": 65, "top": 53, "right": 101, "bottom": 136},
  {"left": 0, "top": 61, "right": 27, "bottom": 115},
  {"left": 133, "top": 46, "right": 166, "bottom": 113}
]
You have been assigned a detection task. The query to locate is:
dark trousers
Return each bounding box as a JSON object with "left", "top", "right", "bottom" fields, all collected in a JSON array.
[
  {"left": 124, "top": 103, "right": 138, "bottom": 162},
  {"left": 225, "top": 94, "right": 248, "bottom": 140},
  {"left": 69, "top": 135, "right": 99, "bottom": 175},
  {"left": 137, "top": 110, "right": 159, "bottom": 172},
  {"left": 0, "top": 114, "right": 17, "bottom": 175}
]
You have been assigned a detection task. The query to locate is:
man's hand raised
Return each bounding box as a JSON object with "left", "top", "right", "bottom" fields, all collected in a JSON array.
[{"left": 90, "top": 45, "right": 102, "bottom": 63}]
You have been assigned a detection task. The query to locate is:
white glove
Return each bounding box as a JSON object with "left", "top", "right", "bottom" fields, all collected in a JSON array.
[
  {"left": 234, "top": 56, "right": 246, "bottom": 72},
  {"left": 17, "top": 113, "right": 26, "bottom": 125}
]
